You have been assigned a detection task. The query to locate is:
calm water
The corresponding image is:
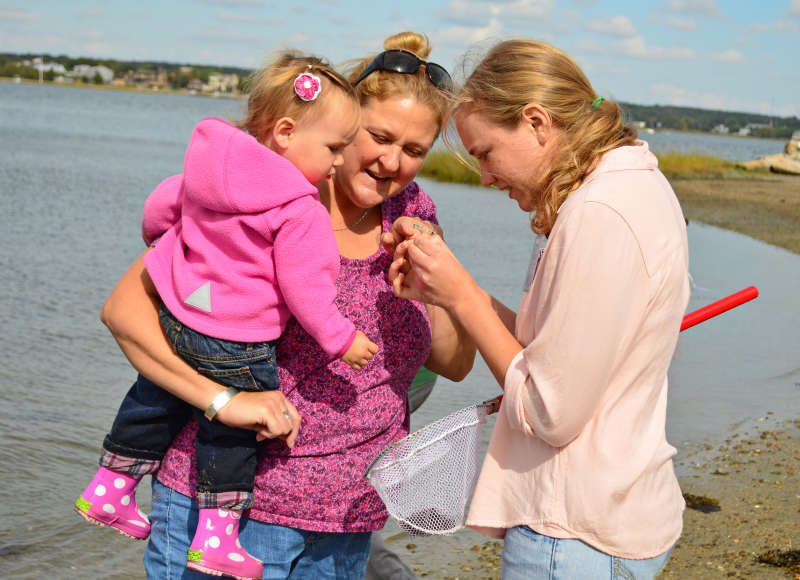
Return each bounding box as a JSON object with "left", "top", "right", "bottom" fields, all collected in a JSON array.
[
  {"left": 1, "top": 83, "right": 798, "bottom": 578},
  {"left": 641, "top": 129, "right": 784, "bottom": 162}
]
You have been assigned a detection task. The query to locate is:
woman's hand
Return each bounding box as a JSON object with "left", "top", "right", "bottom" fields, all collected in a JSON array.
[
  {"left": 390, "top": 232, "right": 522, "bottom": 386},
  {"left": 380, "top": 216, "right": 442, "bottom": 257},
  {"left": 216, "top": 390, "right": 302, "bottom": 447},
  {"left": 388, "top": 229, "right": 477, "bottom": 312}
]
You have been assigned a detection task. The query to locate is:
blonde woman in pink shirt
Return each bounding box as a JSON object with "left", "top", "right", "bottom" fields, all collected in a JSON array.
[
  {"left": 74, "top": 52, "right": 380, "bottom": 580},
  {"left": 386, "top": 40, "right": 689, "bottom": 579}
]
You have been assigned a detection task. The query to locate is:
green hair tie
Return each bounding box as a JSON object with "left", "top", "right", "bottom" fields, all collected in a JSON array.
[{"left": 592, "top": 96, "right": 605, "bottom": 109}]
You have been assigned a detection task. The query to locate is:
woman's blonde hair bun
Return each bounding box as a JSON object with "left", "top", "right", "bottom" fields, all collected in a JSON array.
[
  {"left": 383, "top": 31, "right": 432, "bottom": 60},
  {"left": 346, "top": 31, "right": 448, "bottom": 134}
]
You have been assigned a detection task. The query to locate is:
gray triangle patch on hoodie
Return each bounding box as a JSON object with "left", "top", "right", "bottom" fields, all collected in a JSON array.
[{"left": 184, "top": 282, "right": 212, "bottom": 312}]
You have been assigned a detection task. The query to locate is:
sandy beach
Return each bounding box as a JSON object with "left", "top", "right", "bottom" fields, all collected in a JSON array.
[{"left": 379, "top": 175, "right": 800, "bottom": 579}]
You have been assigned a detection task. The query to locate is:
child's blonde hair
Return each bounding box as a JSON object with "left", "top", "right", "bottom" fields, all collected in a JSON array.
[
  {"left": 452, "top": 40, "right": 637, "bottom": 236},
  {"left": 236, "top": 51, "right": 359, "bottom": 143},
  {"left": 345, "top": 32, "right": 451, "bottom": 134}
]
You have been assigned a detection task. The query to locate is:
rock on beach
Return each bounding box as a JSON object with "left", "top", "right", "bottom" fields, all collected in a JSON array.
[{"left": 740, "top": 133, "right": 800, "bottom": 175}]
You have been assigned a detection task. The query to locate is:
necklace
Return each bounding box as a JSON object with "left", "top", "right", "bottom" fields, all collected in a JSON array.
[{"left": 332, "top": 207, "right": 373, "bottom": 231}]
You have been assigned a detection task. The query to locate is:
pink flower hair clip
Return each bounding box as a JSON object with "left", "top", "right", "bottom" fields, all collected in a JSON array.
[{"left": 294, "top": 72, "right": 321, "bottom": 102}]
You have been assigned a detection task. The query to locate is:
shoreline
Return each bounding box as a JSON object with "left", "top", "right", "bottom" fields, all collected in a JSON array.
[
  {"left": 671, "top": 175, "right": 800, "bottom": 255},
  {"left": 0, "top": 78, "right": 789, "bottom": 144},
  {"left": 0, "top": 76, "right": 241, "bottom": 100}
]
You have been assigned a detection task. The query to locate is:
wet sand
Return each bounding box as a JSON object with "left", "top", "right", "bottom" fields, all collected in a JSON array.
[
  {"left": 672, "top": 175, "right": 800, "bottom": 255},
  {"left": 381, "top": 176, "right": 800, "bottom": 579},
  {"left": 660, "top": 417, "right": 800, "bottom": 579}
]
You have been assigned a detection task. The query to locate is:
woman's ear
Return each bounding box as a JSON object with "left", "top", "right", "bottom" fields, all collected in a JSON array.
[
  {"left": 271, "top": 117, "right": 297, "bottom": 152},
  {"left": 521, "top": 103, "right": 551, "bottom": 145}
]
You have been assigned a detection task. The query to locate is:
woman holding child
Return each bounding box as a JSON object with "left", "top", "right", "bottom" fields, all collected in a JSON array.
[
  {"left": 99, "top": 31, "right": 474, "bottom": 579},
  {"left": 387, "top": 40, "right": 688, "bottom": 579},
  {"left": 97, "top": 27, "right": 688, "bottom": 579}
]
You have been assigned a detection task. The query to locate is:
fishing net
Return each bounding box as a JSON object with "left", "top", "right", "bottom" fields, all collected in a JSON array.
[{"left": 365, "top": 398, "right": 499, "bottom": 536}]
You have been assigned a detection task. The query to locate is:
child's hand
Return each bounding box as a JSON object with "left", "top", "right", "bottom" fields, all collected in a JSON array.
[{"left": 341, "top": 330, "right": 379, "bottom": 370}]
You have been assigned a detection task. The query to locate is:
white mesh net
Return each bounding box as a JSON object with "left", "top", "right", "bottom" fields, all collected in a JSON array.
[{"left": 365, "top": 402, "right": 491, "bottom": 536}]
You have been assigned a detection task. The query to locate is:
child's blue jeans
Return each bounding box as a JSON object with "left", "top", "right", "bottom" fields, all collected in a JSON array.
[{"left": 101, "top": 304, "right": 279, "bottom": 508}]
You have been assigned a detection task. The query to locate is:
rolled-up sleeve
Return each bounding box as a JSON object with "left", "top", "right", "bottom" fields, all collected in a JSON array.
[{"left": 503, "top": 201, "right": 650, "bottom": 447}]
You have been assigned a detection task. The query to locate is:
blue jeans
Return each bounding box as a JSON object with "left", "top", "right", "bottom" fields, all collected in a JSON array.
[
  {"left": 102, "top": 305, "right": 279, "bottom": 503},
  {"left": 145, "top": 480, "right": 372, "bottom": 580},
  {"left": 502, "top": 526, "right": 672, "bottom": 580}
]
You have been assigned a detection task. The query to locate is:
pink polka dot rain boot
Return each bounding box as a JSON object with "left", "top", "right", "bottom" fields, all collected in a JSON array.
[
  {"left": 186, "top": 508, "right": 263, "bottom": 580},
  {"left": 74, "top": 466, "right": 150, "bottom": 540}
]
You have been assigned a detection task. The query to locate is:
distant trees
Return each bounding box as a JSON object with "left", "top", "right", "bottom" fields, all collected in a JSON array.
[
  {"left": 0, "top": 61, "right": 38, "bottom": 80},
  {"left": 620, "top": 102, "right": 800, "bottom": 139},
  {"left": 4, "top": 50, "right": 794, "bottom": 138},
  {"left": 173, "top": 70, "right": 191, "bottom": 89}
]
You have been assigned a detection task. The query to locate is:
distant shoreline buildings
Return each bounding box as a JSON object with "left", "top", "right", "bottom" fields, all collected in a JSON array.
[
  {"left": 3, "top": 53, "right": 799, "bottom": 139},
  {"left": 6, "top": 55, "right": 244, "bottom": 96}
]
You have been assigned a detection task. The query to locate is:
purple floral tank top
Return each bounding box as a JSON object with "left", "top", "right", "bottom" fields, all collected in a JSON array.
[{"left": 156, "top": 182, "right": 437, "bottom": 532}]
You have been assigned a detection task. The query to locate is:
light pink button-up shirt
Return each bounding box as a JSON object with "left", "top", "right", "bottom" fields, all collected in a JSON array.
[{"left": 467, "top": 142, "right": 690, "bottom": 559}]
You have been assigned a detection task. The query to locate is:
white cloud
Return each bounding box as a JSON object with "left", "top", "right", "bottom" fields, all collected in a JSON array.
[
  {"left": 0, "top": 7, "right": 39, "bottom": 21},
  {"left": 743, "top": 19, "right": 798, "bottom": 34},
  {"left": 667, "top": 17, "right": 696, "bottom": 30},
  {"left": 192, "top": 30, "right": 265, "bottom": 42},
  {"left": 584, "top": 15, "right": 637, "bottom": 37},
  {"left": 444, "top": 0, "right": 553, "bottom": 25},
  {"left": 649, "top": 82, "right": 727, "bottom": 109},
  {"left": 743, "top": 23, "right": 769, "bottom": 34},
  {"left": 77, "top": 8, "right": 107, "bottom": 18},
  {"left": 612, "top": 36, "right": 695, "bottom": 60},
  {"left": 774, "top": 19, "right": 799, "bottom": 32},
  {"left": 574, "top": 38, "right": 603, "bottom": 52},
  {"left": 1, "top": 30, "right": 64, "bottom": 53},
  {"left": 287, "top": 32, "right": 311, "bottom": 45},
  {"left": 216, "top": 10, "right": 280, "bottom": 24},
  {"left": 77, "top": 30, "right": 105, "bottom": 40},
  {"left": 82, "top": 42, "right": 115, "bottom": 57},
  {"left": 195, "top": 0, "right": 264, "bottom": 6},
  {"left": 437, "top": 16, "right": 504, "bottom": 46},
  {"left": 712, "top": 49, "right": 745, "bottom": 63},
  {"left": 648, "top": 82, "right": 796, "bottom": 116},
  {"left": 663, "top": 0, "right": 724, "bottom": 18},
  {"left": 789, "top": 0, "right": 800, "bottom": 18}
]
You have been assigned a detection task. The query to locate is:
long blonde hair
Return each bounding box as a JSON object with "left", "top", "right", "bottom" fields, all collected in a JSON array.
[
  {"left": 455, "top": 40, "right": 637, "bottom": 235},
  {"left": 236, "top": 51, "right": 358, "bottom": 143},
  {"left": 345, "top": 31, "right": 450, "bottom": 133}
]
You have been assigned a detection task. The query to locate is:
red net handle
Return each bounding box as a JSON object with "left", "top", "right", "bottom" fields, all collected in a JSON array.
[
  {"left": 485, "top": 285, "right": 759, "bottom": 413},
  {"left": 680, "top": 286, "right": 758, "bottom": 331}
]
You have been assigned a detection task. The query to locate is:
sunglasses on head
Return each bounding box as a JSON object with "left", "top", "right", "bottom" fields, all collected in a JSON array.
[{"left": 353, "top": 49, "right": 453, "bottom": 91}]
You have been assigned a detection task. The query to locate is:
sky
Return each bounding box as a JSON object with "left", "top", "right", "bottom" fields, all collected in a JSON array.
[{"left": 1, "top": 0, "right": 798, "bottom": 117}]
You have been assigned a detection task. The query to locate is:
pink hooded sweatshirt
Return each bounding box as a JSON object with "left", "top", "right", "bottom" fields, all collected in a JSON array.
[{"left": 142, "top": 117, "right": 355, "bottom": 358}]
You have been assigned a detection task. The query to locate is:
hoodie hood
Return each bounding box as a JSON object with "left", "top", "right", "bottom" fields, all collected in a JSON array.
[{"left": 183, "top": 117, "right": 318, "bottom": 214}]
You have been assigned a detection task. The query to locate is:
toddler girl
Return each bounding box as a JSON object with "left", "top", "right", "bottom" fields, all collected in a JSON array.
[{"left": 75, "top": 52, "right": 377, "bottom": 580}]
